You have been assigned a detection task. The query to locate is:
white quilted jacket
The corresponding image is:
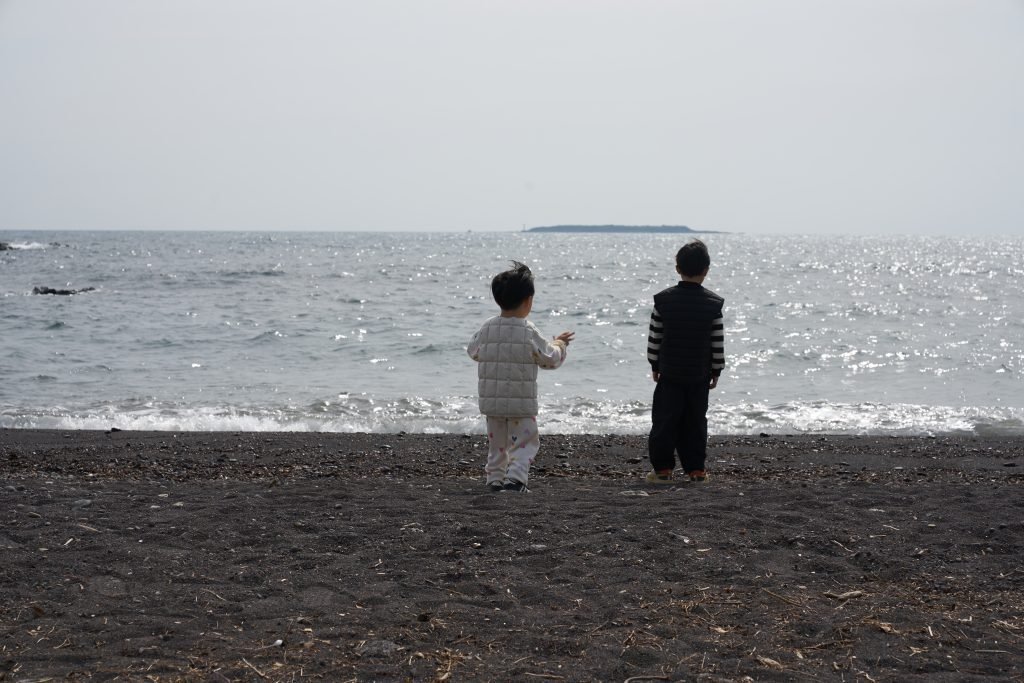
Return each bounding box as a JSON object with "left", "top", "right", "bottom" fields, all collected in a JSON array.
[{"left": 467, "top": 316, "right": 567, "bottom": 417}]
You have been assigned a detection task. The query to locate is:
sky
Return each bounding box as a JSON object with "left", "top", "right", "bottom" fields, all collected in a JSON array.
[{"left": 1, "top": 1, "right": 1022, "bottom": 235}]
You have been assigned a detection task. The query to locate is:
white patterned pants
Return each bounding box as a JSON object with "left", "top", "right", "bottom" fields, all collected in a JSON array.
[{"left": 484, "top": 416, "right": 540, "bottom": 486}]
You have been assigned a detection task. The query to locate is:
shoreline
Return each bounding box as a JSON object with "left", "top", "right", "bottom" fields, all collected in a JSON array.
[
  {"left": 2, "top": 429, "right": 1022, "bottom": 680},
  {"left": 3, "top": 428, "right": 1022, "bottom": 481}
]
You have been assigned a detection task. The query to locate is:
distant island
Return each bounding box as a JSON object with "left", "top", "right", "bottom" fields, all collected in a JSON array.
[{"left": 525, "top": 224, "right": 724, "bottom": 234}]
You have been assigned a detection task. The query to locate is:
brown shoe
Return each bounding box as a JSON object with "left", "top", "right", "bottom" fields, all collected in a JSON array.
[{"left": 687, "top": 470, "right": 708, "bottom": 483}]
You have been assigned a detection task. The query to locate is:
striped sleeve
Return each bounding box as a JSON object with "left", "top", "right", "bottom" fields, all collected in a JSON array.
[
  {"left": 647, "top": 306, "right": 662, "bottom": 368},
  {"left": 710, "top": 315, "right": 725, "bottom": 376}
]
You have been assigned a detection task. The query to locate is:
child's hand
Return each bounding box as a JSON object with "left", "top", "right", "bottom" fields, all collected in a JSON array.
[{"left": 555, "top": 331, "right": 575, "bottom": 346}]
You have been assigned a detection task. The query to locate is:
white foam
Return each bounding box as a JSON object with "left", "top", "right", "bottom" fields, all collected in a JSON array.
[
  {"left": 4, "top": 241, "right": 48, "bottom": 250},
  {"left": 2, "top": 399, "right": 1021, "bottom": 436}
]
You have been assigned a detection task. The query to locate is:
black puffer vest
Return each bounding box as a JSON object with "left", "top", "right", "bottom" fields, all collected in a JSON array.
[{"left": 653, "top": 282, "right": 724, "bottom": 381}]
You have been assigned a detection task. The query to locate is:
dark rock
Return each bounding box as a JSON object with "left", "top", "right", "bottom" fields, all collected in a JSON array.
[{"left": 32, "top": 286, "right": 96, "bottom": 296}]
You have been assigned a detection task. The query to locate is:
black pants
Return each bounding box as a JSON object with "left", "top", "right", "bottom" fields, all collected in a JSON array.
[{"left": 648, "top": 377, "right": 710, "bottom": 473}]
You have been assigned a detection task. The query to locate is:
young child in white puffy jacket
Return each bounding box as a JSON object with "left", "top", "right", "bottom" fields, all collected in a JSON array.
[{"left": 467, "top": 261, "right": 574, "bottom": 493}]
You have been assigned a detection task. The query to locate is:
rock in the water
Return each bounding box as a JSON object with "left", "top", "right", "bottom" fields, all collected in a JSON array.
[{"left": 32, "top": 286, "right": 96, "bottom": 296}]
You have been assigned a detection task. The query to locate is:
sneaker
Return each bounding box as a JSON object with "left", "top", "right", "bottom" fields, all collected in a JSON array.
[
  {"left": 486, "top": 481, "right": 504, "bottom": 493},
  {"left": 502, "top": 479, "right": 530, "bottom": 493},
  {"left": 645, "top": 470, "right": 674, "bottom": 485},
  {"left": 687, "top": 470, "right": 708, "bottom": 483}
]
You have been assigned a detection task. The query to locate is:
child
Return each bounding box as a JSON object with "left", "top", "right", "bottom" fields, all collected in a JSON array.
[
  {"left": 467, "top": 261, "right": 574, "bottom": 492},
  {"left": 646, "top": 239, "right": 725, "bottom": 484}
]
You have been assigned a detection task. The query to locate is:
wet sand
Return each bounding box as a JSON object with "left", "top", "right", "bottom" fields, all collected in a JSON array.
[{"left": 1, "top": 429, "right": 1022, "bottom": 681}]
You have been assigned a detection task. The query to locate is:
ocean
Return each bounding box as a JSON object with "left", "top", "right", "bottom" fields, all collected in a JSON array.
[{"left": 1, "top": 231, "right": 1021, "bottom": 436}]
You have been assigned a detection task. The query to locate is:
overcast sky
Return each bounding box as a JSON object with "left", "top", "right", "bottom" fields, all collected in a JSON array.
[{"left": 1, "top": 1, "right": 1021, "bottom": 235}]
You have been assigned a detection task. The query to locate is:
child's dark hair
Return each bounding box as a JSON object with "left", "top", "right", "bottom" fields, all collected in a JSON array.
[
  {"left": 676, "top": 239, "right": 711, "bottom": 277},
  {"left": 491, "top": 260, "right": 535, "bottom": 310}
]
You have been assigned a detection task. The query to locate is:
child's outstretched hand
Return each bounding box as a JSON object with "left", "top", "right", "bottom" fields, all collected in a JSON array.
[{"left": 555, "top": 331, "right": 575, "bottom": 346}]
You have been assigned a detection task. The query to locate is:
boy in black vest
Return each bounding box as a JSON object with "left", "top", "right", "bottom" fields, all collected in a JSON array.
[{"left": 646, "top": 239, "right": 725, "bottom": 484}]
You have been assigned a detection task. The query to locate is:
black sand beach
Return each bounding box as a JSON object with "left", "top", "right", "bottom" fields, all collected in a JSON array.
[{"left": 1, "top": 429, "right": 1022, "bottom": 681}]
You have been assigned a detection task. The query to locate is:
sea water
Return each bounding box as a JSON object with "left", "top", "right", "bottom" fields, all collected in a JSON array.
[{"left": 1, "top": 231, "right": 1021, "bottom": 436}]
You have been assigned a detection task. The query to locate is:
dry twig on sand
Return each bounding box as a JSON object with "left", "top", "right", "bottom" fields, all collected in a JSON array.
[
  {"left": 240, "top": 657, "right": 267, "bottom": 679},
  {"left": 824, "top": 590, "right": 865, "bottom": 601}
]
